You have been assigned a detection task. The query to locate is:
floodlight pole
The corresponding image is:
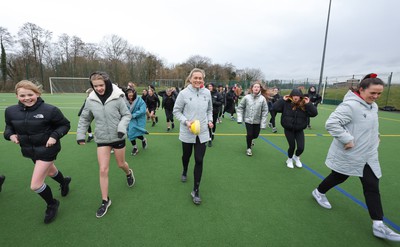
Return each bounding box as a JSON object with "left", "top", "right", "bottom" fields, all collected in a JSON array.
[
  {"left": 385, "top": 72, "right": 393, "bottom": 107},
  {"left": 317, "top": 0, "right": 332, "bottom": 95}
]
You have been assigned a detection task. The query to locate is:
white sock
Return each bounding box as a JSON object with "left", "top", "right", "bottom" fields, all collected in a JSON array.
[{"left": 373, "top": 220, "right": 383, "bottom": 227}]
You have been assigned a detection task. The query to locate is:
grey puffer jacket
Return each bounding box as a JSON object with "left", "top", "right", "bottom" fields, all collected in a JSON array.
[
  {"left": 77, "top": 84, "right": 131, "bottom": 144},
  {"left": 325, "top": 90, "right": 381, "bottom": 178},
  {"left": 236, "top": 92, "right": 269, "bottom": 128},
  {"left": 173, "top": 84, "right": 213, "bottom": 143}
]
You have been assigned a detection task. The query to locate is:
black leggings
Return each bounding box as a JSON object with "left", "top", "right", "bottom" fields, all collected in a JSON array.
[
  {"left": 131, "top": 136, "right": 144, "bottom": 146},
  {"left": 317, "top": 165, "right": 383, "bottom": 220},
  {"left": 245, "top": 123, "right": 261, "bottom": 149},
  {"left": 269, "top": 111, "right": 277, "bottom": 128},
  {"left": 284, "top": 129, "right": 305, "bottom": 158},
  {"left": 181, "top": 137, "right": 207, "bottom": 191}
]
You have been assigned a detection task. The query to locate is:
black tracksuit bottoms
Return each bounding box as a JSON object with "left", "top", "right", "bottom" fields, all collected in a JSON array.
[
  {"left": 317, "top": 164, "right": 383, "bottom": 220},
  {"left": 181, "top": 136, "right": 206, "bottom": 191}
]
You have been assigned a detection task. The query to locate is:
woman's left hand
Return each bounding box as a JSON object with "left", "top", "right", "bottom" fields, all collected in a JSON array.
[
  {"left": 46, "top": 137, "right": 57, "bottom": 148},
  {"left": 304, "top": 97, "right": 310, "bottom": 104},
  {"left": 208, "top": 122, "right": 214, "bottom": 129}
]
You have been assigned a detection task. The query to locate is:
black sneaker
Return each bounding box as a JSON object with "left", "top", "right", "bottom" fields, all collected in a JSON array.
[
  {"left": 142, "top": 139, "right": 147, "bottom": 149},
  {"left": 152, "top": 122, "right": 155, "bottom": 127},
  {"left": 96, "top": 199, "right": 112, "bottom": 218},
  {"left": 155, "top": 116, "right": 158, "bottom": 123},
  {"left": 0, "top": 175, "right": 5, "bottom": 192},
  {"left": 60, "top": 176, "right": 71, "bottom": 197},
  {"left": 127, "top": 169, "right": 135, "bottom": 187},
  {"left": 131, "top": 147, "right": 139, "bottom": 156},
  {"left": 44, "top": 199, "right": 60, "bottom": 224},
  {"left": 167, "top": 127, "right": 170, "bottom": 132},
  {"left": 191, "top": 190, "right": 201, "bottom": 205},
  {"left": 208, "top": 141, "right": 212, "bottom": 147},
  {"left": 172, "top": 123, "right": 175, "bottom": 129},
  {"left": 87, "top": 135, "right": 94, "bottom": 143}
]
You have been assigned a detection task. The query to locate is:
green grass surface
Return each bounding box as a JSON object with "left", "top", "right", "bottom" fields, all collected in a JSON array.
[{"left": 0, "top": 93, "right": 400, "bottom": 247}]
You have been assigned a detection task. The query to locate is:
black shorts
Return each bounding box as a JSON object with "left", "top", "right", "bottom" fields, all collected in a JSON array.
[
  {"left": 148, "top": 108, "right": 157, "bottom": 114},
  {"left": 97, "top": 140, "right": 126, "bottom": 149}
]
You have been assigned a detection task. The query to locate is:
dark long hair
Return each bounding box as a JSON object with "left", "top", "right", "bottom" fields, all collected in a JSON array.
[{"left": 351, "top": 73, "right": 384, "bottom": 94}]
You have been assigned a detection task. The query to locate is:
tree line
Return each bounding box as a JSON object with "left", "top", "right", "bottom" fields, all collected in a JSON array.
[{"left": 0, "top": 23, "right": 265, "bottom": 92}]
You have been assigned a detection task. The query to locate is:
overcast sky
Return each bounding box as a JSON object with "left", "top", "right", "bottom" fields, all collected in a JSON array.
[{"left": 2, "top": 0, "right": 400, "bottom": 82}]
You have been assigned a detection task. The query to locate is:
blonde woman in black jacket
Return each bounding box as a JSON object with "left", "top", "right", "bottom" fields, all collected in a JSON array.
[{"left": 4, "top": 80, "right": 71, "bottom": 224}]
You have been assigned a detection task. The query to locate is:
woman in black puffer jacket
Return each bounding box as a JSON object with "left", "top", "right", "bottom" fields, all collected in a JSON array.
[
  {"left": 4, "top": 80, "right": 71, "bottom": 224},
  {"left": 272, "top": 88, "right": 318, "bottom": 169}
]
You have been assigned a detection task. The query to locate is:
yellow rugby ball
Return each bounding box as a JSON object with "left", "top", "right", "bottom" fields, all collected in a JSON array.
[{"left": 190, "top": 120, "right": 200, "bottom": 135}]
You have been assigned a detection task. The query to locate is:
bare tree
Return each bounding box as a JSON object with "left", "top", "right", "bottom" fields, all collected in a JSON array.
[
  {"left": 185, "top": 55, "right": 211, "bottom": 70},
  {"left": 0, "top": 27, "right": 14, "bottom": 85},
  {"left": 240, "top": 68, "right": 264, "bottom": 81},
  {"left": 17, "top": 22, "right": 53, "bottom": 82},
  {"left": 100, "top": 34, "right": 129, "bottom": 61}
]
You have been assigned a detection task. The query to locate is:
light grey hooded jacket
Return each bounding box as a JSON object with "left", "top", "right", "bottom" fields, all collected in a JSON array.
[
  {"left": 173, "top": 84, "right": 213, "bottom": 144},
  {"left": 77, "top": 84, "right": 131, "bottom": 144},
  {"left": 325, "top": 90, "right": 381, "bottom": 178},
  {"left": 236, "top": 92, "right": 269, "bottom": 129}
]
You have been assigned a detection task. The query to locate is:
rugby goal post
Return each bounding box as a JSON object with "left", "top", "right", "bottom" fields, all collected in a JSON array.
[{"left": 49, "top": 77, "right": 91, "bottom": 94}]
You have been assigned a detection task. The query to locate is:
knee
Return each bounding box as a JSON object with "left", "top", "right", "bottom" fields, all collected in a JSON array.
[
  {"left": 99, "top": 167, "right": 109, "bottom": 176},
  {"left": 31, "top": 183, "right": 43, "bottom": 192},
  {"left": 117, "top": 161, "right": 127, "bottom": 169},
  {"left": 194, "top": 157, "right": 204, "bottom": 165}
]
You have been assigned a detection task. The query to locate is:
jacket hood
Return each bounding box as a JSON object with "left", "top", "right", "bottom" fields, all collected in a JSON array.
[
  {"left": 343, "top": 90, "right": 373, "bottom": 109},
  {"left": 88, "top": 84, "right": 124, "bottom": 104}
]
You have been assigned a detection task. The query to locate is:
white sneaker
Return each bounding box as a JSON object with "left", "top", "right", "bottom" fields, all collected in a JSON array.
[
  {"left": 293, "top": 155, "right": 302, "bottom": 168},
  {"left": 373, "top": 222, "right": 400, "bottom": 241},
  {"left": 312, "top": 189, "right": 332, "bottom": 209},
  {"left": 246, "top": 148, "right": 252, "bottom": 156},
  {"left": 286, "top": 158, "right": 294, "bottom": 168}
]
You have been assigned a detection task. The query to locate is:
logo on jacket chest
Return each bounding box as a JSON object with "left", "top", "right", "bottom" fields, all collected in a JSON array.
[{"left": 33, "top": 114, "right": 44, "bottom": 119}]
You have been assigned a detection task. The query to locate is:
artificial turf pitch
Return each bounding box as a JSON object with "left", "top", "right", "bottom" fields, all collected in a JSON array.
[{"left": 0, "top": 93, "right": 400, "bottom": 246}]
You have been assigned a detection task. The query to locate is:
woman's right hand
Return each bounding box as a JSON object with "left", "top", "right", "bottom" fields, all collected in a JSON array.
[
  {"left": 10, "top": 134, "right": 19, "bottom": 144},
  {"left": 77, "top": 140, "right": 86, "bottom": 145},
  {"left": 186, "top": 120, "right": 194, "bottom": 129},
  {"left": 344, "top": 141, "right": 354, "bottom": 150}
]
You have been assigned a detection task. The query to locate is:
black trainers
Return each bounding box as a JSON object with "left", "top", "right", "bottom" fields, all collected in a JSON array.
[
  {"left": 171, "top": 122, "right": 175, "bottom": 129},
  {"left": 142, "top": 139, "right": 147, "bottom": 149},
  {"left": 0, "top": 175, "right": 5, "bottom": 192},
  {"left": 60, "top": 176, "right": 71, "bottom": 197},
  {"left": 127, "top": 169, "right": 135, "bottom": 187},
  {"left": 208, "top": 141, "right": 212, "bottom": 147},
  {"left": 96, "top": 199, "right": 111, "bottom": 218},
  {"left": 87, "top": 135, "right": 94, "bottom": 143},
  {"left": 44, "top": 199, "right": 60, "bottom": 224},
  {"left": 131, "top": 147, "right": 139, "bottom": 156},
  {"left": 152, "top": 122, "right": 155, "bottom": 127},
  {"left": 155, "top": 116, "right": 158, "bottom": 123},
  {"left": 191, "top": 190, "right": 202, "bottom": 205},
  {"left": 167, "top": 127, "right": 170, "bottom": 132}
]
